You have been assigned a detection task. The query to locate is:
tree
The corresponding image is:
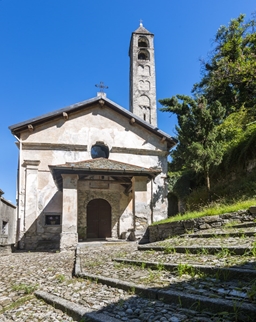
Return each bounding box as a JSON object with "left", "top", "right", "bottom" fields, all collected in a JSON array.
[
  {"left": 193, "top": 14, "right": 256, "bottom": 116},
  {"left": 159, "top": 95, "right": 225, "bottom": 199}
]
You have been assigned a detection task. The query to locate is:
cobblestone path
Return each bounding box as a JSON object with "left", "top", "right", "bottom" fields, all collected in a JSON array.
[{"left": 0, "top": 222, "right": 255, "bottom": 321}]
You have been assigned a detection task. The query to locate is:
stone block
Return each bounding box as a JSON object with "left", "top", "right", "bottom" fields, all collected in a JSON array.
[
  {"left": 199, "top": 223, "right": 211, "bottom": 230},
  {"left": 199, "top": 215, "right": 219, "bottom": 223},
  {"left": 60, "top": 232, "right": 78, "bottom": 251},
  {"left": 0, "top": 296, "right": 12, "bottom": 307},
  {"left": 249, "top": 206, "right": 256, "bottom": 215},
  {"left": 210, "top": 222, "right": 222, "bottom": 227},
  {"left": 183, "top": 220, "right": 195, "bottom": 229}
]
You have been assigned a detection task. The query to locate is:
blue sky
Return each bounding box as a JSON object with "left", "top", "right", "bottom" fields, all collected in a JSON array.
[{"left": 1, "top": 0, "right": 256, "bottom": 203}]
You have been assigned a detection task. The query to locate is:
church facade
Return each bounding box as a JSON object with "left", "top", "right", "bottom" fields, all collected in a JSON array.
[{"left": 9, "top": 24, "right": 176, "bottom": 251}]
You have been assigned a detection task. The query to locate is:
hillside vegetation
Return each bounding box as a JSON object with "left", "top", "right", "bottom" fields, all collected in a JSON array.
[{"left": 160, "top": 14, "right": 256, "bottom": 214}]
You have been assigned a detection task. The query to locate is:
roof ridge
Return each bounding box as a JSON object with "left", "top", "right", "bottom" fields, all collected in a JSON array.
[{"left": 60, "top": 158, "right": 159, "bottom": 171}]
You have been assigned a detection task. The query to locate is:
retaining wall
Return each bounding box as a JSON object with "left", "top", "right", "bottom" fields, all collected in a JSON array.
[{"left": 149, "top": 208, "right": 256, "bottom": 242}]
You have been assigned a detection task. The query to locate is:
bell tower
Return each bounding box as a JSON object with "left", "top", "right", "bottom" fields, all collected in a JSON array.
[{"left": 129, "top": 22, "right": 157, "bottom": 127}]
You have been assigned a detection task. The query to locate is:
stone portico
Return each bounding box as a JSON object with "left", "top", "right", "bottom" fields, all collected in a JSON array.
[{"left": 50, "top": 158, "right": 161, "bottom": 251}]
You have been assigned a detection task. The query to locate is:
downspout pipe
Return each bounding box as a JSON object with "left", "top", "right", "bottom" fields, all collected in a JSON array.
[{"left": 14, "top": 135, "right": 22, "bottom": 248}]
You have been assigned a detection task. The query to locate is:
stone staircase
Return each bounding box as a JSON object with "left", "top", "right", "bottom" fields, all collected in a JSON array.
[{"left": 35, "top": 213, "right": 256, "bottom": 322}]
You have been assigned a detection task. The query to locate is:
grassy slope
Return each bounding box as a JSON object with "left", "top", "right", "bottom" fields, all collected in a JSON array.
[{"left": 152, "top": 198, "right": 256, "bottom": 225}]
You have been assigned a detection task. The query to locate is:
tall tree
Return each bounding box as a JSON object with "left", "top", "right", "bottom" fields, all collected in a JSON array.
[
  {"left": 160, "top": 95, "right": 225, "bottom": 199},
  {"left": 193, "top": 14, "right": 256, "bottom": 115}
]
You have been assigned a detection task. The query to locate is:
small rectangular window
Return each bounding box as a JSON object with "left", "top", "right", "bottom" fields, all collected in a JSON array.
[
  {"left": 2, "top": 221, "right": 8, "bottom": 235},
  {"left": 45, "top": 215, "right": 61, "bottom": 225}
]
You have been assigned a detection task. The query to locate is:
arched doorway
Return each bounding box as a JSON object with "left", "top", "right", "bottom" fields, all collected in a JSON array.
[{"left": 87, "top": 199, "right": 111, "bottom": 238}]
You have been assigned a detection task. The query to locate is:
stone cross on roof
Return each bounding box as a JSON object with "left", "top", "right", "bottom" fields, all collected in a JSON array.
[{"left": 95, "top": 81, "right": 108, "bottom": 93}]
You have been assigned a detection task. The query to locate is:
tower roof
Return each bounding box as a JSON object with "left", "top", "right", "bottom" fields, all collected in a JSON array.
[{"left": 133, "top": 22, "right": 153, "bottom": 35}]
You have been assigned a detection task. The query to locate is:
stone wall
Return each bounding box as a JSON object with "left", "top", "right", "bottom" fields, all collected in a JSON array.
[
  {"left": 148, "top": 208, "right": 256, "bottom": 243},
  {"left": 0, "top": 191, "right": 16, "bottom": 254},
  {"left": 77, "top": 179, "right": 132, "bottom": 240}
]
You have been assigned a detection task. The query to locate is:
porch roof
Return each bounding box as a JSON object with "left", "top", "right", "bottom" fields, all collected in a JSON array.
[{"left": 49, "top": 158, "right": 161, "bottom": 190}]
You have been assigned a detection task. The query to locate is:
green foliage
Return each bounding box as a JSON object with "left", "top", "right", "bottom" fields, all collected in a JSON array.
[
  {"left": 247, "top": 279, "right": 256, "bottom": 300},
  {"left": 176, "top": 263, "right": 195, "bottom": 277},
  {"left": 168, "top": 170, "right": 198, "bottom": 199},
  {"left": 186, "top": 168, "right": 256, "bottom": 211},
  {"left": 12, "top": 283, "right": 37, "bottom": 294},
  {"left": 163, "top": 14, "right": 256, "bottom": 210},
  {"left": 163, "top": 244, "right": 176, "bottom": 254},
  {"left": 250, "top": 242, "right": 256, "bottom": 257},
  {"left": 214, "top": 106, "right": 256, "bottom": 173},
  {"left": 55, "top": 274, "right": 66, "bottom": 283},
  {"left": 217, "top": 248, "right": 234, "bottom": 258},
  {"left": 193, "top": 14, "right": 256, "bottom": 115},
  {"left": 160, "top": 95, "right": 225, "bottom": 196},
  {"left": 217, "top": 107, "right": 249, "bottom": 151}
]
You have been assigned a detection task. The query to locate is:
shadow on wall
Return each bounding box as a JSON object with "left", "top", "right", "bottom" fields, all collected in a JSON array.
[
  {"left": 19, "top": 191, "right": 62, "bottom": 251},
  {"left": 152, "top": 185, "right": 165, "bottom": 209},
  {"left": 19, "top": 189, "right": 134, "bottom": 250},
  {"left": 168, "top": 192, "right": 179, "bottom": 217}
]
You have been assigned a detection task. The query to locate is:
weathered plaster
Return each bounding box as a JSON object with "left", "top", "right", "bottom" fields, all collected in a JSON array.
[{"left": 14, "top": 99, "right": 169, "bottom": 250}]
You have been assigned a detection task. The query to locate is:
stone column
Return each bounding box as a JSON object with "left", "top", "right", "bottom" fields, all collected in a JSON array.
[
  {"left": 132, "top": 176, "right": 150, "bottom": 238},
  {"left": 60, "top": 174, "right": 79, "bottom": 251},
  {"left": 23, "top": 160, "right": 40, "bottom": 249}
]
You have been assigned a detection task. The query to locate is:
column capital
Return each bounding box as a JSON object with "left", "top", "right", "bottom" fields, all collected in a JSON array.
[
  {"left": 132, "top": 176, "right": 147, "bottom": 191},
  {"left": 61, "top": 174, "right": 79, "bottom": 189},
  {"left": 23, "top": 160, "right": 40, "bottom": 169}
]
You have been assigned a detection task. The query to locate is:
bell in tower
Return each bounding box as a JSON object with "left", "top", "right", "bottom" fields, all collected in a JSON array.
[{"left": 129, "top": 22, "right": 157, "bottom": 127}]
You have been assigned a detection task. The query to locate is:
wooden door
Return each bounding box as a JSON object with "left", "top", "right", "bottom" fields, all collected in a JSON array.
[{"left": 87, "top": 199, "right": 111, "bottom": 238}]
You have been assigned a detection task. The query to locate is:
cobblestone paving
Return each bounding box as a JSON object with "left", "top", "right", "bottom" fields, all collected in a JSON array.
[
  {"left": 0, "top": 246, "right": 233, "bottom": 322},
  {"left": 0, "top": 251, "right": 75, "bottom": 321},
  {"left": 0, "top": 236, "right": 255, "bottom": 321},
  {"left": 79, "top": 242, "right": 256, "bottom": 304}
]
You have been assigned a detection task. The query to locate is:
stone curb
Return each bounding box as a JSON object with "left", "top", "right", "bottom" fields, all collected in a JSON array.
[
  {"left": 75, "top": 272, "right": 256, "bottom": 321},
  {"left": 74, "top": 246, "right": 81, "bottom": 275},
  {"left": 138, "top": 245, "right": 252, "bottom": 255},
  {"left": 35, "top": 291, "right": 120, "bottom": 322},
  {"left": 113, "top": 258, "right": 256, "bottom": 281}
]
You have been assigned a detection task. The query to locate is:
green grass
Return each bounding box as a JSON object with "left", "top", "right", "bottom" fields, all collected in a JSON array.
[
  {"left": 0, "top": 295, "right": 34, "bottom": 314},
  {"left": 12, "top": 283, "right": 38, "bottom": 294},
  {"left": 151, "top": 198, "right": 256, "bottom": 226}
]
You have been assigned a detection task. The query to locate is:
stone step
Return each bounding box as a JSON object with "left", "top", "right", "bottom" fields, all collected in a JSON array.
[
  {"left": 75, "top": 244, "right": 256, "bottom": 309},
  {"left": 138, "top": 244, "right": 254, "bottom": 255},
  {"left": 112, "top": 258, "right": 256, "bottom": 281},
  {"left": 78, "top": 240, "right": 131, "bottom": 248},
  {"left": 227, "top": 221, "right": 256, "bottom": 229},
  {"left": 75, "top": 237, "right": 256, "bottom": 321},
  {"left": 75, "top": 272, "right": 256, "bottom": 322},
  {"left": 183, "top": 230, "right": 256, "bottom": 238},
  {"left": 35, "top": 291, "right": 121, "bottom": 322}
]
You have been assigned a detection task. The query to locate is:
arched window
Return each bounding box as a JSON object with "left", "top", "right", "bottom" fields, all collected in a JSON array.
[
  {"left": 138, "top": 49, "right": 150, "bottom": 60},
  {"left": 138, "top": 37, "right": 149, "bottom": 48},
  {"left": 91, "top": 142, "right": 109, "bottom": 159},
  {"left": 138, "top": 95, "right": 150, "bottom": 107}
]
